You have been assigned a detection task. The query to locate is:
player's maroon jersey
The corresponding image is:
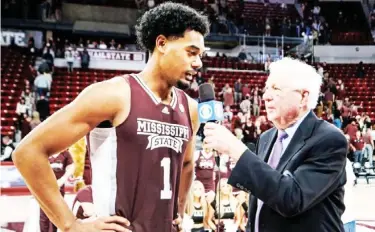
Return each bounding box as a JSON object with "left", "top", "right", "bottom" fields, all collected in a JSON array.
[
  {"left": 90, "top": 74, "right": 193, "bottom": 232},
  {"left": 195, "top": 150, "right": 215, "bottom": 193},
  {"left": 72, "top": 186, "right": 93, "bottom": 219}
]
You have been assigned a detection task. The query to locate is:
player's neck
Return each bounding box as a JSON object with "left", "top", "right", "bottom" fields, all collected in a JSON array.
[
  {"left": 138, "top": 57, "right": 172, "bottom": 102},
  {"left": 193, "top": 196, "right": 200, "bottom": 203}
]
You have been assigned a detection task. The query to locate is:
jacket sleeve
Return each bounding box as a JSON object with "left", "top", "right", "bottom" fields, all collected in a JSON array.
[{"left": 228, "top": 131, "right": 347, "bottom": 217}]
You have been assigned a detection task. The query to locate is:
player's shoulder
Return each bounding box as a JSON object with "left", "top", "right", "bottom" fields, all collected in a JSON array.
[{"left": 83, "top": 75, "right": 129, "bottom": 98}]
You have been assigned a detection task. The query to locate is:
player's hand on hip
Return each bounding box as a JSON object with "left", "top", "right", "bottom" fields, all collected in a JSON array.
[
  {"left": 69, "top": 215, "right": 131, "bottom": 232},
  {"left": 203, "top": 122, "right": 247, "bottom": 161}
]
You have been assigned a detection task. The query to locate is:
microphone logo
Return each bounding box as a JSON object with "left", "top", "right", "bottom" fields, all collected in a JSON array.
[{"left": 199, "top": 104, "right": 213, "bottom": 120}]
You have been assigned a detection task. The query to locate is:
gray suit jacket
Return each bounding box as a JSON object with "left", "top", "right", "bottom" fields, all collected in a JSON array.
[{"left": 228, "top": 111, "right": 347, "bottom": 232}]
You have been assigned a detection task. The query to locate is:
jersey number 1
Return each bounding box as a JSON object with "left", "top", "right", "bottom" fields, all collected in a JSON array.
[{"left": 160, "top": 157, "right": 172, "bottom": 199}]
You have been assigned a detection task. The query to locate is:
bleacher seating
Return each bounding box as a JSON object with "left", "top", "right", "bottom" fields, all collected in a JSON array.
[
  {"left": 319, "top": 1, "right": 373, "bottom": 45},
  {"left": 49, "top": 62, "right": 375, "bottom": 121},
  {"left": 49, "top": 69, "right": 130, "bottom": 114},
  {"left": 1, "top": 49, "right": 374, "bottom": 137},
  {"left": 240, "top": 2, "right": 299, "bottom": 22},
  {"left": 324, "top": 64, "right": 375, "bottom": 119},
  {"left": 0, "top": 47, "right": 35, "bottom": 136}
]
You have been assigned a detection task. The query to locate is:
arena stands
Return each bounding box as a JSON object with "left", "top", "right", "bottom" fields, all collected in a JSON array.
[
  {"left": 1, "top": 47, "right": 35, "bottom": 136},
  {"left": 319, "top": 1, "right": 373, "bottom": 45},
  {"left": 1, "top": 0, "right": 375, "bottom": 231}
]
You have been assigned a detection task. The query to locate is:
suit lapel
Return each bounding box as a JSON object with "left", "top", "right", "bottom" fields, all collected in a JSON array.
[
  {"left": 260, "top": 128, "right": 277, "bottom": 162},
  {"left": 276, "top": 111, "right": 318, "bottom": 172},
  {"left": 276, "top": 129, "right": 306, "bottom": 172}
]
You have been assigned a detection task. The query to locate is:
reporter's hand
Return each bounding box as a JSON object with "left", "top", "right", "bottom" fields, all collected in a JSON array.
[
  {"left": 204, "top": 123, "right": 247, "bottom": 161},
  {"left": 68, "top": 215, "right": 131, "bottom": 232}
]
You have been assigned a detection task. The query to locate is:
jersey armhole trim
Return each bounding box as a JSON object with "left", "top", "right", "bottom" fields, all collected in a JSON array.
[{"left": 182, "top": 91, "right": 194, "bottom": 137}]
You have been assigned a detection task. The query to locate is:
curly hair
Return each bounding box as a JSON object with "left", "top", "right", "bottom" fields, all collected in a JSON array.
[{"left": 135, "top": 2, "right": 210, "bottom": 52}]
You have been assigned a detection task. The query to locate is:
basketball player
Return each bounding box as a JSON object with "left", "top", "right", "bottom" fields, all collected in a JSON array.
[
  {"left": 194, "top": 143, "right": 216, "bottom": 202},
  {"left": 12, "top": 2, "right": 209, "bottom": 232}
]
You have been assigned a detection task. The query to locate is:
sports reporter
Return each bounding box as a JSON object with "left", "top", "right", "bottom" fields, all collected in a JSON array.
[{"left": 203, "top": 58, "right": 348, "bottom": 232}]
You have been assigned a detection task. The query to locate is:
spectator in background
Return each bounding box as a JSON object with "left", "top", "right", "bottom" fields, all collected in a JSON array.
[
  {"left": 40, "top": 0, "right": 51, "bottom": 21},
  {"left": 21, "top": 113, "right": 32, "bottom": 139},
  {"left": 109, "top": 40, "right": 116, "bottom": 50},
  {"left": 242, "top": 118, "right": 256, "bottom": 144},
  {"left": 54, "top": 0, "right": 63, "bottom": 21},
  {"left": 350, "top": 131, "right": 365, "bottom": 164},
  {"left": 207, "top": 76, "right": 216, "bottom": 90},
  {"left": 316, "top": 92, "right": 324, "bottom": 118},
  {"left": 344, "top": 119, "right": 358, "bottom": 140},
  {"left": 251, "top": 90, "right": 261, "bottom": 117},
  {"left": 317, "top": 63, "right": 324, "bottom": 77},
  {"left": 324, "top": 88, "right": 334, "bottom": 116},
  {"left": 87, "top": 40, "right": 95, "bottom": 49},
  {"left": 42, "top": 47, "right": 54, "bottom": 73},
  {"left": 98, "top": 40, "right": 107, "bottom": 49},
  {"left": 313, "top": 5, "right": 321, "bottom": 20},
  {"left": 234, "top": 78, "right": 242, "bottom": 104},
  {"left": 34, "top": 67, "right": 52, "bottom": 99},
  {"left": 196, "top": 71, "right": 205, "bottom": 86},
  {"left": 336, "top": 79, "right": 345, "bottom": 109},
  {"left": 80, "top": 48, "right": 90, "bottom": 70},
  {"left": 36, "top": 95, "right": 50, "bottom": 121},
  {"left": 16, "top": 98, "right": 28, "bottom": 117},
  {"left": 223, "top": 105, "right": 233, "bottom": 122},
  {"left": 223, "top": 84, "right": 234, "bottom": 108},
  {"left": 27, "top": 65, "right": 37, "bottom": 86},
  {"left": 1, "top": 136, "right": 15, "bottom": 162},
  {"left": 238, "top": 48, "right": 247, "bottom": 62},
  {"left": 333, "top": 109, "right": 343, "bottom": 129},
  {"left": 241, "top": 83, "right": 250, "bottom": 98},
  {"left": 30, "top": 111, "right": 42, "bottom": 130},
  {"left": 356, "top": 61, "right": 365, "bottom": 78},
  {"left": 65, "top": 47, "right": 75, "bottom": 73},
  {"left": 240, "top": 94, "right": 251, "bottom": 114},
  {"left": 22, "top": 88, "right": 34, "bottom": 116},
  {"left": 28, "top": 36, "right": 36, "bottom": 55},
  {"left": 363, "top": 129, "right": 374, "bottom": 166}
]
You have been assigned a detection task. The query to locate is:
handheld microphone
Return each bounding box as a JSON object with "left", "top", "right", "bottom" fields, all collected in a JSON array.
[
  {"left": 198, "top": 83, "right": 224, "bottom": 124},
  {"left": 198, "top": 83, "right": 224, "bottom": 167},
  {"left": 198, "top": 83, "right": 224, "bottom": 231}
]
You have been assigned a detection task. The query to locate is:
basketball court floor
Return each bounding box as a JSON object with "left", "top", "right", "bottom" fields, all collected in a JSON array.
[
  {"left": 350, "top": 180, "right": 375, "bottom": 232},
  {"left": 0, "top": 178, "right": 374, "bottom": 232}
]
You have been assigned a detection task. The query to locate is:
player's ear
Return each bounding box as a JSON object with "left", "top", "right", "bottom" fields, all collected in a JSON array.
[{"left": 155, "top": 35, "right": 168, "bottom": 54}]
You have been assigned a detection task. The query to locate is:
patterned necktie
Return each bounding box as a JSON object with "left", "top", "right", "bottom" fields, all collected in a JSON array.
[{"left": 254, "top": 130, "right": 288, "bottom": 232}]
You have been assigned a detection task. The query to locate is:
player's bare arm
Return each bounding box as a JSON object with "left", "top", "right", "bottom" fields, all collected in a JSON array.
[
  {"left": 12, "top": 77, "right": 131, "bottom": 232},
  {"left": 177, "top": 95, "right": 199, "bottom": 217}
]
